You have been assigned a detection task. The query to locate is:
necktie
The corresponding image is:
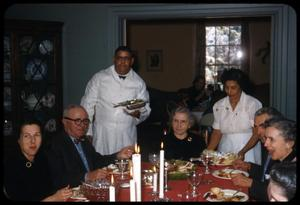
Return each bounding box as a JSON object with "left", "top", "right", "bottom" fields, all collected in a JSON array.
[
  {"left": 261, "top": 154, "right": 271, "bottom": 182},
  {"left": 74, "top": 138, "right": 83, "bottom": 144},
  {"left": 74, "top": 140, "right": 90, "bottom": 172},
  {"left": 119, "top": 75, "right": 126, "bottom": 80}
]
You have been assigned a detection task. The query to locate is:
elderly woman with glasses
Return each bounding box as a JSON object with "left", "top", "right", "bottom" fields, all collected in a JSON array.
[{"left": 4, "top": 119, "right": 72, "bottom": 201}]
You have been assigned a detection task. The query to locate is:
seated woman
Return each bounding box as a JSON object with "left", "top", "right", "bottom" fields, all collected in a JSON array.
[
  {"left": 268, "top": 162, "right": 296, "bottom": 201},
  {"left": 4, "top": 119, "right": 73, "bottom": 201},
  {"left": 231, "top": 118, "right": 296, "bottom": 201},
  {"left": 177, "top": 75, "right": 209, "bottom": 110},
  {"left": 164, "top": 106, "right": 206, "bottom": 161}
]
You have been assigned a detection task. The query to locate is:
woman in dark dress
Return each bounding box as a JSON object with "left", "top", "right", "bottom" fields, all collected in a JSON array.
[
  {"left": 164, "top": 106, "right": 206, "bottom": 161},
  {"left": 4, "top": 119, "right": 72, "bottom": 201}
]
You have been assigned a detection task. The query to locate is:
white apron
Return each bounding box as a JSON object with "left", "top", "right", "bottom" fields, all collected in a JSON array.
[{"left": 218, "top": 132, "right": 261, "bottom": 165}]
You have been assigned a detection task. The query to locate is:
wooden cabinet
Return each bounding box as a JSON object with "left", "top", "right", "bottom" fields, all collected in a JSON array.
[{"left": 4, "top": 19, "right": 63, "bottom": 147}]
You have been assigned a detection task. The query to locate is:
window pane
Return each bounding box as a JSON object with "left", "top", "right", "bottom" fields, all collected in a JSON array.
[
  {"left": 229, "top": 26, "right": 241, "bottom": 45},
  {"left": 206, "top": 26, "right": 215, "bottom": 45},
  {"left": 206, "top": 46, "right": 215, "bottom": 64},
  {"left": 229, "top": 46, "right": 242, "bottom": 64},
  {"left": 216, "top": 46, "right": 229, "bottom": 64},
  {"left": 205, "top": 65, "right": 216, "bottom": 84},
  {"left": 216, "top": 26, "right": 229, "bottom": 45}
]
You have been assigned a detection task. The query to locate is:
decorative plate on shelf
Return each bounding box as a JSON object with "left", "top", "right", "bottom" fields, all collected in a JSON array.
[
  {"left": 25, "top": 58, "right": 47, "bottom": 81},
  {"left": 39, "top": 40, "right": 53, "bottom": 55}
]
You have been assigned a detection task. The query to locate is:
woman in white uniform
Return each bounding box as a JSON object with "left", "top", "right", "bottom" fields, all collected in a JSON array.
[{"left": 207, "top": 68, "right": 262, "bottom": 165}]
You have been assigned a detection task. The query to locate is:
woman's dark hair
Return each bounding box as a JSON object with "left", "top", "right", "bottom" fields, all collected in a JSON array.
[
  {"left": 220, "top": 68, "right": 254, "bottom": 94},
  {"left": 18, "top": 118, "right": 43, "bottom": 139},
  {"left": 192, "top": 75, "right": 205, "bottom": 86},
  {"left": 269, "top": 162, "right": 296, "bottom": 200}
]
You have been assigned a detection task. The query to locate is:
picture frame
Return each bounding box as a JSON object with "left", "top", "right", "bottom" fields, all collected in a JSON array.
[{"left": 146, "top": 50, "right": 163, "bottom": 71}]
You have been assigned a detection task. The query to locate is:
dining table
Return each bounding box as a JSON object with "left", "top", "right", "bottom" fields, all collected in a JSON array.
[{"left": 115, "top": 162, "right": 249, "bottom": 202}]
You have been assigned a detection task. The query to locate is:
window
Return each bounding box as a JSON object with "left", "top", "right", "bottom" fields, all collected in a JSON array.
[{"left": 205, "top": 24, "right": 242, "bottom": 86}]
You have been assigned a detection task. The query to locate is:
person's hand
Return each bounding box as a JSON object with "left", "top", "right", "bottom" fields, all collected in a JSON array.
[
  {"left": 237, "top": 151, "right": 245, "bottom": 161},
  {"left": 43, "top": 185, "right": 73, "bottom": 201},
  {"left": 124, "top": 109, "right": 140, "bottom": 119},
  {"left": 232, "top": 159, "right": 250, "bottom": 172},
  {"left": 117, "top": 145, "right": 134, "bottom": 159},
  {"left": 231, "top": 174, "right": 253, "bottom": 188},
  {"left": 86, "top": 169, "right": 108, "bottom": 182}
]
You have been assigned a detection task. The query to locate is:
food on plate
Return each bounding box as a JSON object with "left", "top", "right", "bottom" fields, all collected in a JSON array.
[
  {"left": 215, "top": 169, "right": 248, "bottom": 179},
  {"left": 207, "top": 187, "right": 247, "bottom": 202},
  {"left": 203, "top": 150, "right": 238, "bottom": 165},
  {"left": 210, "top": 187, "right": 224, "bottom": 200},
  {"left": 167, "top": 160, "right": 195, "bottom": 180}
]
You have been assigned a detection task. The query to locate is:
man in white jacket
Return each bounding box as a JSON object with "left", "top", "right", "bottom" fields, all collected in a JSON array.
[{"left": 81, "top": 46, "right": 151, "bottom": 155}]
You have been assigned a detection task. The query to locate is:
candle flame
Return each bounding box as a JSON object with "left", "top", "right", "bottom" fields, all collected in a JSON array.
[
  {"left": 160, "top": 141, "right": 164, "bottom": 149},
  {"left": 111, "top": 174, "right": 114, "bottom": 185},
  {"left": 137, "top": 146, "right": 140, "bottom": 154},
  {"left": 135, "top": 144, "right": 138, "bottom": 153},
  {"left": 153, "top": 166, "right": 156, "bottom": 173}
]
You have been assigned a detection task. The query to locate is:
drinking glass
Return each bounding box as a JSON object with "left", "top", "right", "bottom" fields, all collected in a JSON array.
[
  {"left": 148, "top": 153, "right": 160, "bottom": 169},
  {"left": 187, "top": 170, "right": 203, "bottom": 197},
  {"left": 201, "top": 152, "right": 212, "bottom": 174},
  {"left": 115, "top": 159, "right": 129, "bottom": 180},
  {"left": 200, "top": 153, "right": 213, "bottom": 184}
]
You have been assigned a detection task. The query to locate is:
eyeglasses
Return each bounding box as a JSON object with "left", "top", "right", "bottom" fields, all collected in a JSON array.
[{"left": 64, "top": 117, "right": 90, "bottom": 126}]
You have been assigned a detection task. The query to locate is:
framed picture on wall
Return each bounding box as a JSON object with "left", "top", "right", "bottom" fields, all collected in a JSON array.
[{"left": 146, "top": 50, "right": 163, "bottom": 71}]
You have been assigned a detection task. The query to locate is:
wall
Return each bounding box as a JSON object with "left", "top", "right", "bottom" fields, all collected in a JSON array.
[
  {"left": 249, "top": 21, "right": 271, "bottom": 85},
  {"left": 128, "top": 22, "right": 196, "bottom": 91}
]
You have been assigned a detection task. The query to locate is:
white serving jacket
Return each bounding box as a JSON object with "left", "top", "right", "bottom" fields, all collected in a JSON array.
[
  {"left": 212, "top": 91, "right": 262, "bottom": 165},
  {"left": 80, "top": 65, "right": 151, "bottom": 155}
]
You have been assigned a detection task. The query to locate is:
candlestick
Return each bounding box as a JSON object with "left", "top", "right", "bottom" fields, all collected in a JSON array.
[
  {"left": 109, "top": 175, "right": 115, "bottom": 202},
  {"left": 159, "top": 142, "right": 164, "bottom": 198},
  {"left": 132, "top": 144, "right": 141, "bottom": 201}
]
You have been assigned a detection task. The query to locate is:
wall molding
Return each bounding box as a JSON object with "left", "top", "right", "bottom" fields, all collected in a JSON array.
[{"left": 107, "top": 4, "right": 296, "bottom": 120}]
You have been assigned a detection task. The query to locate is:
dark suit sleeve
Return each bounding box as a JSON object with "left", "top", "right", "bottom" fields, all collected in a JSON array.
[
  {"left": 86, "top": 142, "right": 117, "bottom": 168},
  {"left": 46, "top": 135, "right": 86, "bottom": 189},
  {"left": 249, "top": 180, "right": 269, "bottom": 201},
  {"left": 249, "top": 163, "right": 263, "bottom": 181}
]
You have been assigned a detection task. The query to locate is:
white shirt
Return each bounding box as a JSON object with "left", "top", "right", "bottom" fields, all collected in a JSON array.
[
  {"left": 81, "top": 65, "right": 151, "bottom": 155},
  {"left": 212, "top": 91, "right": 262, "bottom": 164}
]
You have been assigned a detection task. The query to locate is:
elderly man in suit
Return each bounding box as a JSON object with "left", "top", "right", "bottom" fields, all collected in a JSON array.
[{"left": 46, "top": 104, "right": 134, "bottom": 189}]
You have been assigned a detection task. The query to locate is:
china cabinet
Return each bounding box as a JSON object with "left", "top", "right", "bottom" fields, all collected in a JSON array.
[{"left": 4, "top": 19, "right": 63, "bottom": 147}]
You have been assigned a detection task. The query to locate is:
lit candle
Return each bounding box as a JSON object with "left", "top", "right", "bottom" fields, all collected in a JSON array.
[
  {"left": 132, "top": 144, "right": 141, "bottom": 201},
  {"left": 159, "top": 142, "right": 164, "bottom": 198},
  {"left": 129, "top": 167, "right": 136, "bottom": 202},
  {"left": 109, "top": 175, "right": 115, "bottom": 202},
  {"left": 153, "top": 166, "right": 158, "bottom": 193}
]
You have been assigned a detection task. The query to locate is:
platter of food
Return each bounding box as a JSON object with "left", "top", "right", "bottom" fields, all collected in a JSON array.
[
  {"left": 204, "top": 187, "right": 248, "bottom": 202},
  {"left": 212, "top": 168, "right": 249, "bottom": 180},
  {"left": 166, "top": 160, "right": 195, "bottom": 180},
  {"left": 202, "top": 150, "right": 238, "bottom": 166}
]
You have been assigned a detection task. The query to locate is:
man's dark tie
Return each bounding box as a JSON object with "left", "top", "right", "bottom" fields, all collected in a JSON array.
[
  {"left": 74, "top": 138, "right": 84, "bottom": 144},
  {"left": 119, "top": 75, "right": 126, "bottom": 80}
]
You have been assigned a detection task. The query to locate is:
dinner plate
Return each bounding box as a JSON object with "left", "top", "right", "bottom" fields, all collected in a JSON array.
[
  {"left": 70, "top": 187, "right": 89, "bottom": 201},
  {"left": 211, "top": 153, "right": 238, "bottom": 166},
  {"left": 212, "top": 169, "right": 249, "bottom": 180},
  {"left": 204, "top": 189, "right": 249, "bottom": 202}
]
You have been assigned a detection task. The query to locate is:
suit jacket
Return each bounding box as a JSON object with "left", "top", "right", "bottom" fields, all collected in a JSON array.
[
  {"left": 249, "top": 149, "right": 296, "bottom": 201},
  {"left": 46, "top": 131, "right": 117, "bottom": 189}
]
